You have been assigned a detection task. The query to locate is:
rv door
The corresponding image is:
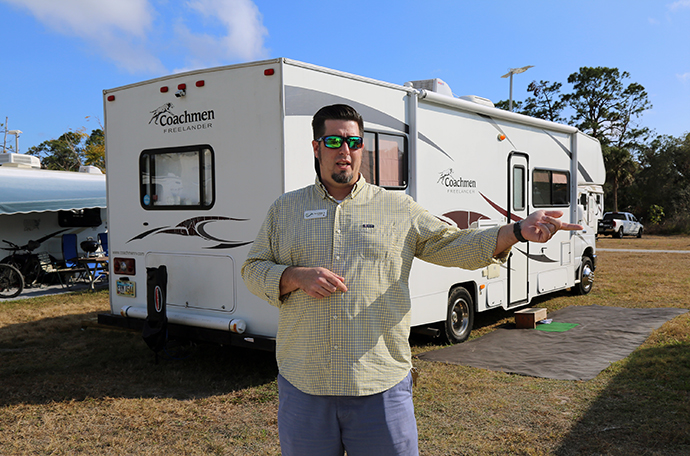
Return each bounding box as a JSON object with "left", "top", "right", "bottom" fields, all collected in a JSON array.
[{"left": 508, "top": 153, "right": 528, "bottom": 306}]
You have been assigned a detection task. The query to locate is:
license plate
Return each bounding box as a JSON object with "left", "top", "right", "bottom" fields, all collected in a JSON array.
[{"left": 116, "top": 280, "right": 136, "bottom": 298}]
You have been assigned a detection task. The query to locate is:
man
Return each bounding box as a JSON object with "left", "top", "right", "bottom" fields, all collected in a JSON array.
[{"left": 242, "top": 104, "right": 581, "bottom": 455}]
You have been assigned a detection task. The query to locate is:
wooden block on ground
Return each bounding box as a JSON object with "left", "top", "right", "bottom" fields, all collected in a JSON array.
[{"left": 515, "top": 307, "right": 548, "bottom": 329}]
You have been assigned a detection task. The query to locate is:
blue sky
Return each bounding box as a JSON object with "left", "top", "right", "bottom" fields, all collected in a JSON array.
[{"left": 1, "top": 0, "right": 689, "bottom": 153}]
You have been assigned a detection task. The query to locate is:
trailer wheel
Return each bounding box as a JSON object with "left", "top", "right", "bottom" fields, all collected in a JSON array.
[
  {"left": 573, "top": 257, "right": 594, "bottom": 295},
  {"left": 440, "top": 287, "right": 474, "bottom": 344}
]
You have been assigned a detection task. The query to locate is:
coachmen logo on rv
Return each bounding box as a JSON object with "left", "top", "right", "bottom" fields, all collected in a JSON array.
[
  {"left": 148, "top": 103, "right": 215, "bottom": 133},
  {"left": 437, "top": 168, "right": 477, "bottom": 194}
]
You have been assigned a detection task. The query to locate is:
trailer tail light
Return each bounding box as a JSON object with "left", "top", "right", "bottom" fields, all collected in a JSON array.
[
  {"left": 178, "top": 83, "right": 186, "bottom": 90},
  {"left": 107, "top": 95, "right": 115, "bottom": 102},
  {"left": 160, "top": 86, "right": 169, "bottom": 93},
  {"left": 264, "top": 68, "right": 275, "bottom": 76},
  {"left": 196, "top": 80, "right": 205, "bottom": 87},
  {"left": 113, "top": 257, "right": 136, "bottom": 275}
]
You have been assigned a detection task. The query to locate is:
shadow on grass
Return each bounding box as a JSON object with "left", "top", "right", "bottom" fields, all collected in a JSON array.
[
  {"left": 554, "top": 341, "right": 690, "bottom": 455},
  {"left": 0, "top": 310, "right": 279, "bottom": 407}
]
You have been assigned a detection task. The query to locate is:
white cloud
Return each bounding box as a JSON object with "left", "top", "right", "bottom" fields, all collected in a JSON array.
[
  {"left": 3, "top": 0, "right": 164, "bottom": 73},
  {"left": 668, "top": 0, "right": 690, "bottom": 10},
  {"left": 677, "top": 72, "right": 690, "bottom": 82},
  {"left": 2, "top": 0, "right": 269, "bottom": 74},
  {"left": 179, "top": 0, "right": 269, "bottom": 66}
]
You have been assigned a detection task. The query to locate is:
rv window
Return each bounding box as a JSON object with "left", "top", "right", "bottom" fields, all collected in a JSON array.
[
  {"left": 513, "top": 166, "right": 526, "bottom": 211},
  {"left": 360, "top": 132, "right": 407, "bottom": 189},
  {"left": 532, "top": 169, "right": 570, "bottom": 207},
  {"left": 139, "top": 145, "right": 215, "bottom": 210}
]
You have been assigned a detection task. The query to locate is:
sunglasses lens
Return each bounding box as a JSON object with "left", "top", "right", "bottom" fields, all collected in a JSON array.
[
  {"left": 323, "top": 136, "right": 344, "bottom": 148},
  {"left": 347, "top": 137, "right": 363, "bottom": 149}
]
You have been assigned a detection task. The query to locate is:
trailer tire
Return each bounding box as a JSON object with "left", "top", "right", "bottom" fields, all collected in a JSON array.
[
  {"left": 440, "top": 287, "right": 474, "bottom": 344},
  {"left": 573, "top": 256, "right": 594, "bottom": 295}
]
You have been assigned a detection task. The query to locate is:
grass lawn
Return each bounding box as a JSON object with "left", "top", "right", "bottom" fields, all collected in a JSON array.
[{"left": 1, "top": 235, "right": 689, "bottom": 455}]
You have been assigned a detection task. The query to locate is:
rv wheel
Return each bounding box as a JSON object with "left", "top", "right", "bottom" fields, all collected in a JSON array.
[
  {"left": 440, "top": 287, "right": 474, "bottom": 344},
  {"left": 573, "top": 257, "right": 594, "bottom": 295}
]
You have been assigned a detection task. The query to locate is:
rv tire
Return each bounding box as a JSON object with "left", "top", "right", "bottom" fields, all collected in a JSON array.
[
  {"left": 440, "top": 287, "right": 474, "bottom": 344},
  {"left": 573, "top": 257, "right": 594, "bottom": 295}
]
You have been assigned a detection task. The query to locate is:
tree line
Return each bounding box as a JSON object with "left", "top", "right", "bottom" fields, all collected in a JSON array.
[
  {"left": 497, "top": 66, "right": 690, "bottom": 234},
  {"left": 26, "top": 126, "right": 105, "bottom": 173}
]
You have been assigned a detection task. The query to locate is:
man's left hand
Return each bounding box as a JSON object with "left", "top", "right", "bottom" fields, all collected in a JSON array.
[{"left": 520, "top": 210, "right": 583, "bottom": 243}]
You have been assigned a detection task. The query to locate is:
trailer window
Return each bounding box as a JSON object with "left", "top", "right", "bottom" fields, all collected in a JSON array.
[
  {"left": 361, "top": 132, "right": 407, "bottom": 189},
  {"left": 513, "top": 165, "right": 526, "bottom": 211},
  {"left": 532, "top": 169, "right": 570, "bottom": 207},
  {"left": 139, "top": 145, "right": 214, "bottom": 210}
]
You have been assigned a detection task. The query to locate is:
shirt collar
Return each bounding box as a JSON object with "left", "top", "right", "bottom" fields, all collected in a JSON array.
[{"left": 314, "top": 174, "right": 367, "bottom": 202}]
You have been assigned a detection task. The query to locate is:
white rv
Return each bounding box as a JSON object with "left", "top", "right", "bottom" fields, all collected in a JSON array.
[
  {"left": 100, "top": 58, "right": 604, "bottom": 349},
  {"left": 0, "top": 153, "right": 107, "bottom": 281}
]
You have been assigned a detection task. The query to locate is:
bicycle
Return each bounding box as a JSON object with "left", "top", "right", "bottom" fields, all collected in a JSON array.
[
  {"left": 0, "top": 263, "right": 23, "bottom": 298},
  {"left": 1, "top": 229, "right": 67, "bottom": 287},
  {"left": 1, "top": 240, "right": 42, "bottom": 287}
]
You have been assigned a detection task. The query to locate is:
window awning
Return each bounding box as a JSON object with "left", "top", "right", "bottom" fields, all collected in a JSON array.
[{"left": 0, "top": 167, "right": 106, "bottom": 216}]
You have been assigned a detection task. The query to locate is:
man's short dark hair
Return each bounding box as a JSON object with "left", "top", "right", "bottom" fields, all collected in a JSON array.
[{"left": 312, "top": 104, "right": 364, "bottom": 140}]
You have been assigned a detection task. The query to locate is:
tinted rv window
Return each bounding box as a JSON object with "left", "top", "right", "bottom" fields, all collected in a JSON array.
[
  {"left": 361, "top": 132, "right": 408, "bottom": 189},
  {"left": 139, "top": 145, "right": 215, "bottom": 210},
  {"left": 532, "top": 169, "right": 570, "bottom": 207}
]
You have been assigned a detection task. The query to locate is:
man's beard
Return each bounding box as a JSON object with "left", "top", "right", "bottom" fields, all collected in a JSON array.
[{"left": 331, "top": 170, "right": 353, "bottom": 184}]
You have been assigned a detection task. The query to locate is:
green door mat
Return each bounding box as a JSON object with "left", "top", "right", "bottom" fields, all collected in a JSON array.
[{"left": 535, "top": 321, "right": 579, "bottom": 332}]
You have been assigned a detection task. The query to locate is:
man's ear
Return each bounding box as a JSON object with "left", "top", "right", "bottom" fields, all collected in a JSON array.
[{"left": 312, "top": 140, "right": 320, "bottom": 158}]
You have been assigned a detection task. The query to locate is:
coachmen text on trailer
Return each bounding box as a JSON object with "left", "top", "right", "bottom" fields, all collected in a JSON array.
[{"left": 99, "top": 58, "right": 605, "bottom": 350}]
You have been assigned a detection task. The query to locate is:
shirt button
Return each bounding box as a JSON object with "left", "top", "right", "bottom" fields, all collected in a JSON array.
[
  {"left": 336, "top": 229, "right": 341, "bottom": 234},
  {"left": 335, "top": 255, "right": 340, "bottom": 260},
  {"left": 332, "top": 315, "right": 337, "bottom": 320},
  {"left": 333, "top": 345, "right": 339, "bottom": 350}
]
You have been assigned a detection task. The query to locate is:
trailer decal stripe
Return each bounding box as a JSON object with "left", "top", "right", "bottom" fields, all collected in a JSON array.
[
  {"left": 127, "top": 216, "right": 252, "bottom": 249},
  {"left": 479, "top": 192, "right": 521, "bottom": 222},
  {"left": 284, "top": 86, "right": 453, "bottom": 160},
  {"left": 543, "top": 130, "right": 594, "bottom": 183}
]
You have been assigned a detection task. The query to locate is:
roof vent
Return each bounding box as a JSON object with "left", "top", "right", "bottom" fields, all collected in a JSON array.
[
  {"left": 79, "top": 165, "right": 103, "bottom": 174},
  {"left": 0, "top": 153, "right": 41, "bottom": 169},
  {"left": 458, "top": 95, "right": 495, "bottom": 108},
  {"left": 405, "top": 78, "right": 454, "bottom": 97}
]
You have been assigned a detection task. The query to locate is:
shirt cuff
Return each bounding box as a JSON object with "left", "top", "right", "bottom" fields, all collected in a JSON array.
[{"left": 264, "top": 264, "right": 291, "bottom": 307}]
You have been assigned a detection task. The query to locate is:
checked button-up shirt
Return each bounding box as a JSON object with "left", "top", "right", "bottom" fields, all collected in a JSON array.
[{"left": 241, "top": 177, "right": 507, "bottom": 396}]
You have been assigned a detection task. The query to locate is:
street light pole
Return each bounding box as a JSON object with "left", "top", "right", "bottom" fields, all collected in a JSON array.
[{"left": 501, "top": 65, "right": 534, "bottom": 111}]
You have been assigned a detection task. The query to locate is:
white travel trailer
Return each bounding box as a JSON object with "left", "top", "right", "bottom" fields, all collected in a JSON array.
[
  {"left": 0, "top": 154, "right": 107, "bottom": 276},
  {"left": 100, "top": 58, "right": 604, "bottom": 350}
]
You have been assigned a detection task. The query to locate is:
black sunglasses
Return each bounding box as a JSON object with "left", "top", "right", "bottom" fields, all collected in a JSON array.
[{"left": 317, "top": 135, "right": 364, "bottom": 150}]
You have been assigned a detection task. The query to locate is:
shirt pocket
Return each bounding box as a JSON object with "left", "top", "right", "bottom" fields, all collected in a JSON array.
[{"left": 355, "top": 222, "right": 399, "bottom": 260}]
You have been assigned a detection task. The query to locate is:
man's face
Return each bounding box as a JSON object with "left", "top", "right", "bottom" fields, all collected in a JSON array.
[{"left": 312, "top": 119, "right": 362, "bottom": 196}]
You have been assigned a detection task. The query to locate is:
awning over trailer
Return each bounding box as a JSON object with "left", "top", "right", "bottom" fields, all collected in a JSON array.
[{"left": 0, "top": 166, "right": 106, "bottom": 215}]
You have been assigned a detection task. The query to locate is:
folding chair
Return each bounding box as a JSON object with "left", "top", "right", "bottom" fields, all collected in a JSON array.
[
  {"left": 61, "top": 234, "right": 88, "bottom": 283},
  {"left": 37, "top": 252, "right": 69, "bottom": 288},
  {"left": 98, "top": 232, "right": 108, "bottom": 256}
]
